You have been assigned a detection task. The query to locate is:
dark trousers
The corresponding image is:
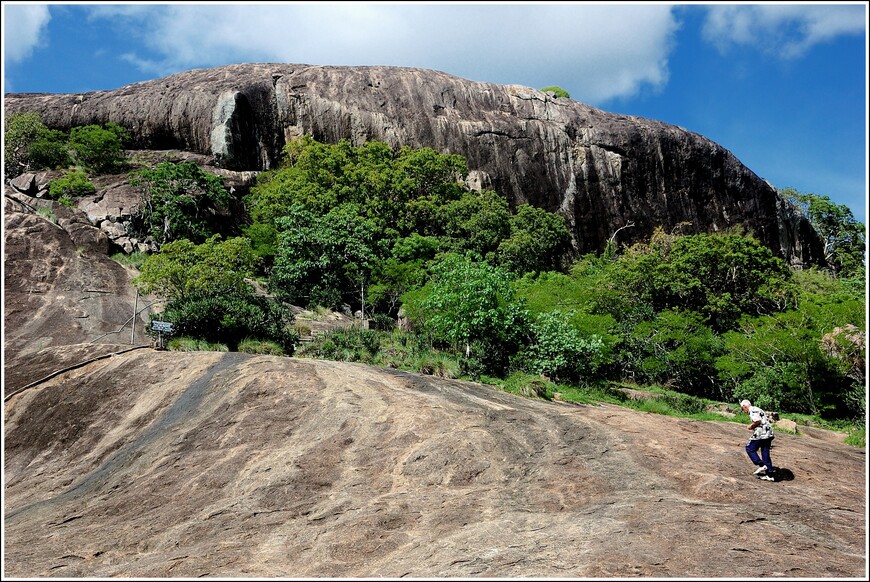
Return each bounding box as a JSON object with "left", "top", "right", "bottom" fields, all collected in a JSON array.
[{"left": 746, "top": 437, "right": 774, "bottom": 473}]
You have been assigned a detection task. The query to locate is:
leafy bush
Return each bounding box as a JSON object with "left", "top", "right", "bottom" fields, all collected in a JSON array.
[
  {"left": 158, "top": 291, "right": 297, "bottom": 353},
  {"left": 513, "top": 310, "right": 605, "bottom": 383},
  {"left": 369, "top": 313, "right": 396, "bottom": 331},
  {"left": 49, "top": 169, "right": 96, "bottom": 202},
  {"left": 29, "top": 129, "right": 71, "bottom": 170},
  {"left": 296, "top": 328, "right": 381, "bottom": 363},
  {"left": 130, "top": 161, "right": 232, "bottom": 245},
  {"left": 68, "top": 123, "right": 128, "bottom": 173},
  {"left": 4, "top": 112, "right": 70, "bottom": 175},
  {"left": 540, "top": 86, "right": 571, "bottom": 98}
]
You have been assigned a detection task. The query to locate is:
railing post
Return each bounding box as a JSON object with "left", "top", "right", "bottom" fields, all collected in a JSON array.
[{"left": 131, "top": 291, "right": 139, "bottom": 345}]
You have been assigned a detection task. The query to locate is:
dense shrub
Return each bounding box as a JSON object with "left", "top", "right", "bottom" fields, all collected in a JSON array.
[
  {"left": 4, "top": 112, "right": 70, "bottom": 175},
  {"left": 48, "top": 169, "right": 96, "bottom": 203},
  {"left": 296, "top": 328, "right": 381, "bottom": 363},
  {"left": 130, "top": 162, "right": 232, "bottom": 245},
  {"left": 513, "top": 310, "right": 605, "bottom": 383},
  {"left": 158, "top": 290, "right": 298, "bottom": 353},
  {"left": 68, "top": 123, "right": 128, "bottom": 173}
]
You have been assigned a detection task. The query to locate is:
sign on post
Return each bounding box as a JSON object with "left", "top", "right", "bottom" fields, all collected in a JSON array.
[
  {"left": 151, "top": 320, "right": 173, "bottom": 350},
  {"left": 151, "top": 321, "right": 174, "bottom": 333}
]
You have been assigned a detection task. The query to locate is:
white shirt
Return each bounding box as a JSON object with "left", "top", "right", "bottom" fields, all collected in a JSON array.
[{"left": 748, "top": 406, "right": 774, "bottom": 440}]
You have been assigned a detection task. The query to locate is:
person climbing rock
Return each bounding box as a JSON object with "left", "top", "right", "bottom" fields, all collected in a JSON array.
[{"left": 741, "top": 399, "right": 776, "bottom": 481}]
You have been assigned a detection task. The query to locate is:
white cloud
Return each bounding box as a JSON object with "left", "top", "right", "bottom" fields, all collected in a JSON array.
[
  {"left": 3, "top": 4, "right": 52, "bottom": 64},
  {"left": 702, "top": 4, "right": 866, "bottom": 58},
  {"left": 82, "top": 3, "right": 680, "bottom": 106}
]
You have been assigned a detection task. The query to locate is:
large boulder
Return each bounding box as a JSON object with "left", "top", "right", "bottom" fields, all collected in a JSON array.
[{"left": 4, "top": 63, "right": 824, "bottom": 264}]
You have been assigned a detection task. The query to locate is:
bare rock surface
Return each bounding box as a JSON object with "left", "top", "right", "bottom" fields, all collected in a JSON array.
[
  {"left": 3, "top": 192, "right": 153, "bottom": 368},
  {"left": 3, "top": 346, "right": 865, "bottom": 578},
  {"left": 4, "top": 63, "right": 824, "bottom": 264}
]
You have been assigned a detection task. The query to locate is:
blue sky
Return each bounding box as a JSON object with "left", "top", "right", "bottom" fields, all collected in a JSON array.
[{"left": 2, "top": 2, "right": 867, "bottom": 222}]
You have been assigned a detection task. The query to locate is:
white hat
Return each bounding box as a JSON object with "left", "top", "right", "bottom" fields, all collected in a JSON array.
[{"left": 740, "top": 399, "right": 751, "bottom": 408}]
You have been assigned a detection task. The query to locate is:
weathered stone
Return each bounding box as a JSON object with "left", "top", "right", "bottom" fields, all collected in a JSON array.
[
  {"left": 776, "top": 418, "right": 799, "bottom": 433},
  {"left": 10, "top": 173, "right": 36, "bottom": 194},
  {"left": 99, "top": 221, "right": 127, "bottom": 239},
  {"left": 4, "top": 63, "right": 825, "bottom": 265}
]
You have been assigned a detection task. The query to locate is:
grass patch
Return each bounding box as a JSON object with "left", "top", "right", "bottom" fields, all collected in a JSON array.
[
  {"left": 238, "top": 338, "right": 286, "bottom": 356},
  {"left": 411, "top": 352, "right": 460, "bottom": 378},
  {"left": 167, "top": 337, "right": 228, "bottom": 352},
  {"left": 112, "top": 251, "right": 149, "bottom": 270},
  {"left": 499, "top": 372, "right": 553, "bottom": 399},
  {"left": 36, "top": 206, "right": 57, "bottom": 224},
  {"left": 844, "top": 425, "right": 865, "bottom": 448}
]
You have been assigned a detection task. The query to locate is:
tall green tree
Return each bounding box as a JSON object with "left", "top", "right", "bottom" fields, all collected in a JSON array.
[
  {"left": 782, "top": 188, "right": 866, "bottom": 278},
  {"left": 133, "top": 235, "right": 258, "bottom": 301},
  {"left": 401, "top": 253, "right": 529, "bottom": 375},
  {"left": 498, "top": 204, "right": 571, "bottom": 274},
  {"left": 130, "top": 161, "right": 233, "bottom": 245},
  {"left": 270, "top": 203, "right": 384, "bottom": 310},
  {"left": 614, "top": 229, "right": 796, "bottom": 331}
]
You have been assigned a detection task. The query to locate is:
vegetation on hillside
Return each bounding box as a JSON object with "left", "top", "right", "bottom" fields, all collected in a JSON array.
[{"left": 5, "top": 113, "right": 865, "bottom": 434}]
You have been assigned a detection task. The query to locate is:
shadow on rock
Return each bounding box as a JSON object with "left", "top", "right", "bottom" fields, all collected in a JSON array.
[{"left": 773, "top": 467, "right": 795, "bottom": 482}]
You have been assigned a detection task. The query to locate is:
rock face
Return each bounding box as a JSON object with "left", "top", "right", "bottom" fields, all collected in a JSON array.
[
  {"left": 3, "top": 347, "right": 865, "bottom": 578},
  {"left": 3, "top": 191, "right": 154, "bottom": 362},
  {"left": 4, "top": 63, "right": 824, "bottom": 264}
]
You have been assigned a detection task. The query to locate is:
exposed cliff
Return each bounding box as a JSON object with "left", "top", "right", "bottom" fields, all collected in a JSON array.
[{"left": 4, "top": 63, "right": 824, "bottom": 263}]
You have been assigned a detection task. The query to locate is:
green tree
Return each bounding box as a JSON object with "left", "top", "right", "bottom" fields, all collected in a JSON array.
[
  {"left": 614, "top": 229, "right": 796, "bottom": 331},
  {"left": 782, "top": 188, "right": 866, "bottom": 278},
  {"left": 270, "top": 203, "right": 384, "bottom": 310},
  {"left": 441, "top": 189, "right": 512, "bottom": 259},
  {"left": 627, "top": 309, "right": 724, "bottom": 398},
  {"left": 133, "top": 235, "right": 258, "bottom": 301},
  {"left": 368, "top": 234, "right": 441, "bottom": 316},
  {"left": 130, "top": 161, "right": 232, "bottom": 246},
  {"left": 497, "top": 204, "right": 571, "bottom": 274},
  {"left": 716, "top": 308, "right": 853, "bottom": 416},
  {"left": 4, "top": 112, "right": 70, "bottom": 176},
  {"left": 401, "top": 253, "right": 529, "bottom": 376},
  {"left": 68, "top": 124, "right": 127, "bottom": 173}
]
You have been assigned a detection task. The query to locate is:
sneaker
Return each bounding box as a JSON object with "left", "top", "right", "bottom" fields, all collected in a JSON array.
[
  {"left": 758, "top": 475, "right": 775, "bottom": 482},
  {"left": 753, "top": 465, "right": 767, "bottom": 475}
]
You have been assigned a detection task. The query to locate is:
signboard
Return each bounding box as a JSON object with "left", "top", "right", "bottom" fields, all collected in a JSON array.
[{"left": 151, "top": 320, "right": 174, "bottom": 333}]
